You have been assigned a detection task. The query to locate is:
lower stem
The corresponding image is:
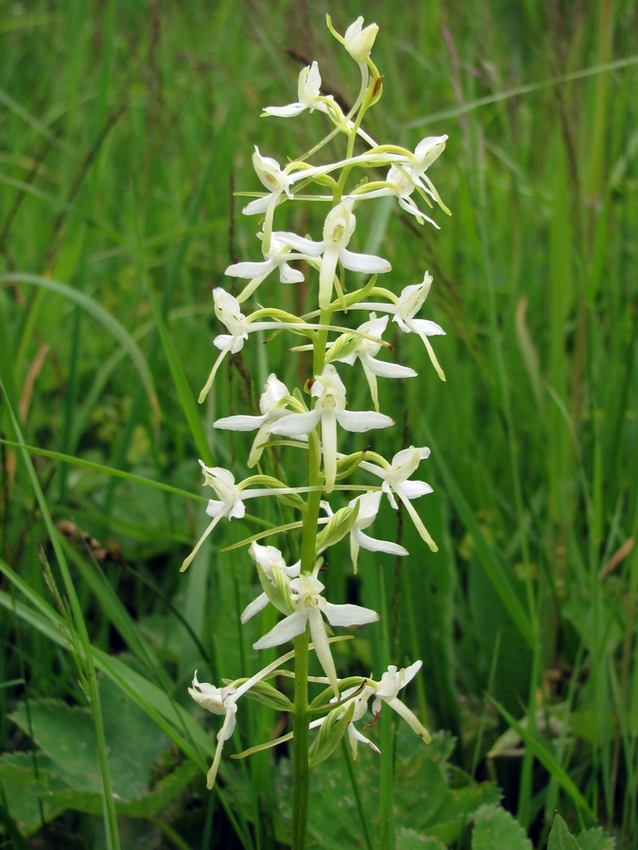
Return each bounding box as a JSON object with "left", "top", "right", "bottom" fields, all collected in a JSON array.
[
  {"left": 291, "top": 433, "right": 322, "bottom": 849},
  {"left": 291, "top": 632, "right": 310, "bottom": 850}
]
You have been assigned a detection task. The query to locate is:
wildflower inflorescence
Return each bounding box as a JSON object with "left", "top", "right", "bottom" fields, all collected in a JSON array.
[{"left": 183, "top": 14, "right": 449, "bottom": 803}]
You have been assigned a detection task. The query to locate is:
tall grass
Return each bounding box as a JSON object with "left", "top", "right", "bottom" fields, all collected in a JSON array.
[{"left": 1, "top": 1, "right": 637, "bottom": 847}]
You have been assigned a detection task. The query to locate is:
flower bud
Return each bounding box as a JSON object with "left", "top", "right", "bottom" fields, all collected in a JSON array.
[{"left": 344, "top": 17, "right": 379, "bottom": 63}]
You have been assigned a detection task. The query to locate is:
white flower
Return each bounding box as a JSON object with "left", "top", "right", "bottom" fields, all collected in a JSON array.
[
  {"left": 351, "top": 136, "right": 449, "bottom": 226},
  {"left": 199, "top": 289, "right": 308, "bottom": 402},
  {"left": 282, "top": 200, "right": 391, "bottom": 309},
  {"left": 241, "top": 542, "right": 300, "bottom": 623},
  {"left": 263, "top": 61, "right": 336, "bottom": 118},
  {"left": 356, "top": 273, "right": 446, "bottom": 381},
  {"left": 270, "top": 364, "right": 393, "bottom": 492},
  {"left": 180, "top": 463, "right": 303, "bottom": 572},
  {"left": 359, "top": 446, "right": 437, "bottom": 552},
  {"left": 189, "top": 672, "right": 239, "bottom": 788},
  {"left": 369, "top": 661, "right": 431, "bottom": 742},
  {"left": 242, "top": 147, "right": 294, "bottom": 216},
  {"left": 343, "top": 17, "right": 379, "bottom": 64},
  {"left": 224, "top": 231, "right": 318, "bottom": 302},
  {"left": 334, "top": 314, "right": 417, "bottom": 410},
  {"left": 347, "top": 491, "right": 409, "bottom": 572},
  {"left": 189, "top": 651, "right": 297, "bottom": 788},
  {"left": 214, "top": 373, "right": 299, "bottom": 467},
  {"left": 311, "top": 660, "right": 430, "bottom": 759},
  {"left": 253, "top": 572, "right": 379, "bottom": 694}
]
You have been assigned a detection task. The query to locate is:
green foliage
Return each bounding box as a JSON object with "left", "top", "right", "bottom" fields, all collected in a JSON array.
[
  {"left": 472, "top": 804, "right": 532, "bottom": 850},
  {"left": 0, "top": 0, "right": 635, "bottom": 847}
]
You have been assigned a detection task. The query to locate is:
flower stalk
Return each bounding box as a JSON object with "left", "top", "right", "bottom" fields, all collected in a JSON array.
[{"left": 182, "top": 15, "right": 451, "bottom": 848}]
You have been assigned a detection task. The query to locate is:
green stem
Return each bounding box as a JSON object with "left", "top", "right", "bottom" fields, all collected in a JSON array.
[{"left": 291, "top": 632, "right": 310, "bottom": 850}]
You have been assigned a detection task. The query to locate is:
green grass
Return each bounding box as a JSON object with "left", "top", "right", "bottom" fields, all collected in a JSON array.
[{"left": 1, "top": 1, "right": 637, "bottom": 848}]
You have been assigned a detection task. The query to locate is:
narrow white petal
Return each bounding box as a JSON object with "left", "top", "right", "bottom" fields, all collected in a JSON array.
[
  {"left": 319, "top": 245, "right": 339, "bottom": 309},
  {"left": 355, "top": 530, "right": 409, "bottom": 557},
  {"left": 270, "top": 409, "right": 321, "bottom": 437},
  {"left": 340, "top": 248, "right": 391, "bottom": 275},
  {"left": 214, "top": 414, "right": 266, "bottom": 432},
  {"left": 409, "top": 318, "right": 446, "bottom": 337},
  {"left": 243, "top": 196, "right": 273, "bottom": 216},
  {"left": 398, "top": 196, "right": 439, "bottom": 228},
  {"left": 180, "top": 511, "right": 225, "bottom": 572},
  {"left": 398, "top": 491, "right": 438, "bottom": 552},
  {"left": 253, "top": 611, "right": 308, "bottom": 649},
  {"left": 308, "top": 607, "right": 338, "bottom": 694},
  {"left": 278, "top": 263, "right": 305, "bottom": 284},
  {"left": 364, "top": 359, "right": 417, "bottom": 379},
  {"left": 225, "top": 260, "right": 274, "bottom": 279},
  {"left": 241, "top": 592, "right": 270, "bottom": 623},
  {"left": 385, "top": 697, "right": 431, "bottom": 742},
  {"left": 263, "top": 104, "right": 306, "bottom": 117},
  {"left": 276, "top": 231, "right": 324, "bottom": 256},
  {"left": 348, "top": 724, "right": 381, "bottom": 757},
  {"left": 337, "top": 410, "right": 393, "bottom": 433},
  {"left": 400, "top": 480, "right": 433, "bottom": 499},
  {"left": 322, "top": 601, "right": 379, "bottom": 627}
]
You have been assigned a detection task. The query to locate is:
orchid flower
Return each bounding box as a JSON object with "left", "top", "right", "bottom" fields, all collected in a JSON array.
[
  {"left": 253, "top": 571, "right": 379, "bottom": 695},
  {"left": 270, "top": 364, "right": 393, "bottom": 492},
  {"left": 225, "top": 231, "right": 321, "bottom": 302},
  {"left": 180, "top": 463, "right": 305, "bottom": 572},
  {"left": 242, "top": 147, "right": 294, "bottom": 216},
  {"left": 311, "top": 660, "right": 430, "bottom": 759},
  {"left": 241, "top": 541, "right": 300, "bottom": 623},
  {"left": 350, "top": 136, "right": 449, "bottom": 225},
  {"left": 355, "top": 273, "right": 446, "bottom": 381},
  {"left": 369, "top": 661, "right": 431, "bottom": 742},
  {"left": 189, "top": 672, "right": 240, "bottom": 789},
  {"left": 263, "top": 61, "right": 379, "bottom": 148},
  {"left": 199, "top": 289, "right": 317, "bottom": 403},
  {"left": 332, "top": 314, "right": 417, "bottom": 410},
  {"left": 282, "top": 199, "right": 391, "bottom": 309},
  {"left": 189, "top": 649, "right": 297, "bottom": 788},
  {"left": 263, "top": 61, "right": 337, "bottom": 119},
  {"left": 359, "top": 446, "right": 437, "bottom": 552},
  {"left": 321, "top": 491, "right": 408, "bottom": 573},
  {"left": 214, "top": 373, "right": 301, "bottom": 467}
]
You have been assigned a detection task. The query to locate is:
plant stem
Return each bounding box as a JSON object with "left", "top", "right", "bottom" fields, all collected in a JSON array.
[{"left": 291, "top": 632, "right": 310, "bottom": 850}]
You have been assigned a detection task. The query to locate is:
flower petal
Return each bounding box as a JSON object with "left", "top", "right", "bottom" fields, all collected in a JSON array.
[
  {"left": 214, "top": 414, "right": 266, "bottom": 432},
  {"left": 270, "top": 409, "right": 321, "bottom": 437},
  {"left": 240, "top": 591, "right": 269, "bottom": 623},
  {"left": 322, "top": 601, "right": 379, "bottom": 627},
  {"left": 263, "top": 103, "right": 306, "bottom": 117},
  {"left": 355, "top": 529, "right": 409, "bottom": 557},
  {"left": 336, "top": 410, "right": 393, "bottom": 433},
  {"left": 253, "top": 611, "right": 308, "bottom": 649},
  {"left": 340, "top": 248, "right": 391, "bottom": 275}
]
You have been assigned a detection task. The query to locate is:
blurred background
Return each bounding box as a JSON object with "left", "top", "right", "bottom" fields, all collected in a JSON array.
[{"left": 1, "top": 1, "right": 637, "bottom": 847}]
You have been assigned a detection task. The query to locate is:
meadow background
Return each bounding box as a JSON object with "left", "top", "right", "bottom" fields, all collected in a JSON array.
[{"left": 1, "top": 0, "right": 637, "bottom": 848}]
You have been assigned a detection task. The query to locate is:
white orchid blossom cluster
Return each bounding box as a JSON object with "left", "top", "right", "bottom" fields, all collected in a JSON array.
[{"left": 183, "top": 15, "right": 450, "bottom": 801}]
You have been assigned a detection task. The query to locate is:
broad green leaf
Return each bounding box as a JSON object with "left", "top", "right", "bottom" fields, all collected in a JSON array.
[
  {"left": 472, "top": 804, "right": 532, "bottom": 850},
  {"left": 35, "top": 761, "right": 198, "bottom": 818},
  {"left": 396, "top": 830, "right": 447, "bottom": 850},
  {"left": 548, "top": 813, "right": 582, "bottom": 850},
  {"left": 576, "top": 827, "right": 616, "bottom": 850},
  {"left": 10, "top": 676, "right": 170, "bottom": 801},
  {"left": 0, "top": 755, "right": 67, "bottom": 837}
]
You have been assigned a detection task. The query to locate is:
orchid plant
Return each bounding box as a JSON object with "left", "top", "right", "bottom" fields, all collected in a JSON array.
[{"left": 182, "top": 15, "right": 449, "bottom": 848}]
